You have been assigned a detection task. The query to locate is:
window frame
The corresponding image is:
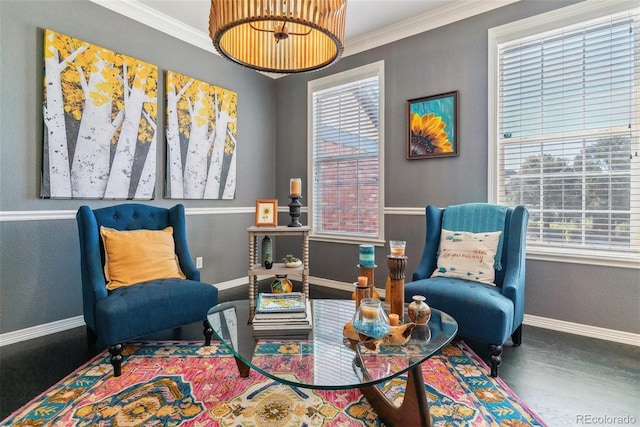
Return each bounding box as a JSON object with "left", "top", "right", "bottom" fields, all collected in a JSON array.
[
  {"left": 488, "top": 0, "right": 640, "bottom": 269},
  {"left": 307, "top": 61, "right": 385, "bottom": 244}
]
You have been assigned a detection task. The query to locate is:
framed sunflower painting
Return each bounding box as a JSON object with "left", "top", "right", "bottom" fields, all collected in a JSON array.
[
  {"left": 255, "top": 199, "right": 278, "bottom": 226},
  {"left": 407, "top": 91, "right": 458, "bottom": 159}
]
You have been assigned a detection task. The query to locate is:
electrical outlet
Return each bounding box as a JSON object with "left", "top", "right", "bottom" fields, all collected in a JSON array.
[{"left": 196, "top": 257, "right": 203, "bottom": 269}]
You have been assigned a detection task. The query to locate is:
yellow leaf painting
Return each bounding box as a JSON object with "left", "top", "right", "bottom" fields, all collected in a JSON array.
[
  {"left": 165, "top": 70, "right": 237, "bottom": 199},
  {"left": 42, "top": 29, "right": 158, "bottom": 199}
]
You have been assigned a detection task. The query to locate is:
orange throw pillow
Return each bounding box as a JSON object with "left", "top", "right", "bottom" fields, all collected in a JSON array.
[{"left": 100, "top": 226, "right": 186, "bottom": 290}]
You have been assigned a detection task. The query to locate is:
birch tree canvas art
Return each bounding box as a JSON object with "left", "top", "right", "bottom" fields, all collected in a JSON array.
[
  {"left": 42, "top": 29, "right": 158, "bottom": 199},
  {"left": 165, "top": 70, "right": 237, "bottom": 199}
]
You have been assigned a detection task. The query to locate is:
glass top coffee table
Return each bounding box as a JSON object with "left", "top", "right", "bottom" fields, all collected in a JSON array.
[{"left": 206, "top": 299, "right": 457, "bottom": 426}]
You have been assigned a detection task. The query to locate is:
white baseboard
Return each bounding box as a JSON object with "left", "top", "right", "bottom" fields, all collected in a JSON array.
[
  {"left": 2, "top": 278, "right": 638, "bottom": 348},
  {"left": 0, "top": 280, "right": 236, "bottom": 347},
  {"left": 212, "top": 277, "right": 249, "bottom": 291},
  {"left": 522, "top": 314, "right": 639, "bottom": 347},
  {"left": 316, "top": 278, "right": 640, "bottom": 347},
  {"left": 0, "top": 315, "right": 86, "bottom": 347}
]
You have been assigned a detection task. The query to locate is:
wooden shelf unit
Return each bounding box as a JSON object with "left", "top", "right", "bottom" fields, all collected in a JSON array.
[{"left": 247, "top": 225, "right": 310, "bottom": 308}]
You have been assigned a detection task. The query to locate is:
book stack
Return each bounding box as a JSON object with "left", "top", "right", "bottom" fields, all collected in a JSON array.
[{"left": 252, "top": 292, "right": 312, "bottom": 336}]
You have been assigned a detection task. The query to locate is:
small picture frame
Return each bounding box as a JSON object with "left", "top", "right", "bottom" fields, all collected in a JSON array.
[
  {"left": 407, "top": 91, "right": 459, "bottom": 160},
  {"left": 255, "top": 199, "right": 278, "bottom": 226}
]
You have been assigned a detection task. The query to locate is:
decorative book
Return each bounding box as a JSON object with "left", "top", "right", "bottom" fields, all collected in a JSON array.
[
  {"left": 256, "top": 292, "right": 306, "bottom": 313},
  {"left": 253, "top": 300, "right": 310, "bottom": 321},
  {"left": 252, "top": 328, "right": 312, "bottom": 338},
  {"left": 252, "top": 319, "right": 312, "bottom": 331},
  {"left": 253, "top": 300, "right": 313, "bottom": 332}
]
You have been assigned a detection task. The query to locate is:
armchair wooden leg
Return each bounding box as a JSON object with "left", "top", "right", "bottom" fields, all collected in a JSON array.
[
  {"left": 203, "top": 319, "right": 213, "bottom": 346},
  {"left": 109, "top": 344, "right": 123, "bottom": 377},
  {"left": 511, "top": 324, "right": 523, "bottom": 346},
  {"left": 86, "top": 326, "right": 98, "bottom": 346},
  {"left": 489, "top": 344, "right": 503, "bottom": 378}
]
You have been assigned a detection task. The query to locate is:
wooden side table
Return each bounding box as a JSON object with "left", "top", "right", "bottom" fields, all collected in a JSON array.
[{"left": 247, "top": 226, "right": 310, "bottom": 308}]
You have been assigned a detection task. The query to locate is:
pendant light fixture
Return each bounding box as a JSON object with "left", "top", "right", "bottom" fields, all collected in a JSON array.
[{"left": 209, "top": 0, "right": 348, "bottom": 74}]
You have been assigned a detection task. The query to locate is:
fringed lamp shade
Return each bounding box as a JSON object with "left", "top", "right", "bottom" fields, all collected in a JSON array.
[{"left": 209, "top": 0, "right": 347, "bottom": 73}]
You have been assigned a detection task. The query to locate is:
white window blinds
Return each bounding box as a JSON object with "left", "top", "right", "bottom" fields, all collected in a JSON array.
[
  {"left": 494, "top": 6, "right": 640, "bottom": 262},
  {"left": 309, "top": 63, "right": 383, "bottom": 241}
]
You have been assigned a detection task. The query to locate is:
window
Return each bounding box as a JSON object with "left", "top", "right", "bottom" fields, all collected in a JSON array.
[
  {"left": 308, "top": 61, "right": 384, "bottom": 243},
  {"left": 489, "top": 1, "right": 639, "bottom": 267}
]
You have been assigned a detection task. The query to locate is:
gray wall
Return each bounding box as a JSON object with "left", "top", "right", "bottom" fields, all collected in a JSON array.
[
  {"left": 274, "top": 0, "right": 639, "bottom": 334},
  {"left": 0, "top": 0, "right": 276, "bottom": 333}
]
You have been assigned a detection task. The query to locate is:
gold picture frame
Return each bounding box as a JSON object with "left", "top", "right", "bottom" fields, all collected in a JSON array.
[{"left": 255, "top": 199, "right": 278, "bottom": 226}]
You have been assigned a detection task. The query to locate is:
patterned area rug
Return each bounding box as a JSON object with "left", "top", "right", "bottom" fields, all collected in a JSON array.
[{"left": 1, "top": 340, "right": 546, "bottom": 426}]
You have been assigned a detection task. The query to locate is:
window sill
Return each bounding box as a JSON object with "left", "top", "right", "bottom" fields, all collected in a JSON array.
[
  {"left": 310, "top": 234, "right": 385, "bottom": 246},
  {"left": 527, "top": 246, "right": 640, "bottom": 269}
]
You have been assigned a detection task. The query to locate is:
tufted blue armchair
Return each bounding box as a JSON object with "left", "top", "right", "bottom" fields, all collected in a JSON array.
[
  {"left": 404, "top": 203, "right": 529, "bottom": 377},
  {"left": 76, "top": 203, "right": 218, "bottom": 376}
]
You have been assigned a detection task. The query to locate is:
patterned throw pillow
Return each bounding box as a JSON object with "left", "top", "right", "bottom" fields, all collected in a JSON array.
[{"left": 431, "top": 229, "right": 502, "bottom": 285}]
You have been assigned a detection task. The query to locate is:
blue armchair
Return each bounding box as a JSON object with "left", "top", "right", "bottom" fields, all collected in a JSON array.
[
  {"left": 404, "top": 203, "right": 529, "bottom": 377},
  {"left": 76, "top": 203, "right": 219, "bottom": 376}
]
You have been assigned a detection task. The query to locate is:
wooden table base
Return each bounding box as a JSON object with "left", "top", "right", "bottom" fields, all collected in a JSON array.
[
  {"left": 359, "top": 363, "right": 431, "bottom": 427},
  {"left": 234, "top": 356, "right": 251, "bottom": 378},
  {"left": 233, "top": 351, "right": 431, "bottom": 426}
]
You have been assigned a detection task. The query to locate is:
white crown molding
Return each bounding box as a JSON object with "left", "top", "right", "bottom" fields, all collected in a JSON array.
[
  {"left": 88, "top": 0, "right": 520, "bottom": 76},
  {"left": 88, "top": 0, "right": 216, "bottom": 55},
  {"left": 345, "top": 0, "right": 520, "bottom": 57}
]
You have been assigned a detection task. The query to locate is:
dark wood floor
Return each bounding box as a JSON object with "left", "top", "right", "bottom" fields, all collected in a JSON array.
[{"left": 1, "top": 285, "right": 638, "bottom": 426}]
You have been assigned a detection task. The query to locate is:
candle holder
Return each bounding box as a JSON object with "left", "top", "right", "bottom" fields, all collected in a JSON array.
[
  {"left": 358, "top": 264, "right": 380, "bottom": 300},
  {"left": 288, "top": 195, "right": 303, "bottom": 227},
  {"left": 387, "top": 255, "right": 407, "bottom": 318},
  {"left": 354, "top": 282, "right": 370, "bottom": 309}
]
